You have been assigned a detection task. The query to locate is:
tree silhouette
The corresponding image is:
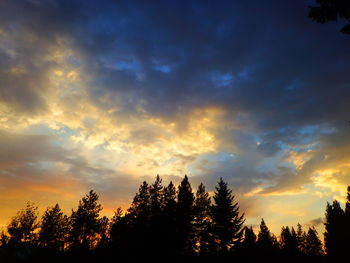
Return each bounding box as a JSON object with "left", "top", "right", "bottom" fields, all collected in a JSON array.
[
  {"left": 280, "top": 226, "right": 299, "bottom": 256},
  {"left": 193, "top": 183, "right": 212, "bottom": 255},
  {"left": 109, "top": 208, "right": 132, "bottom": 255},
  {"left": 160, "top": 181, "right": 178, "bottom": 256},
  {"left": 257, "top": 219, "right": 279, "bottom": 255},
  {"left": 125, "top": 180, "right": 151, "bottom": 256},
  {"left": 304, "top": 227, "right": 323, "bottom": 256},
  {"left": 127, "top": 181, "right": 151, "bottom": 221},
  {"left": 0, "top": 175, "right": 331, "bottom": 262},
  {"left": 309, "top": 0, "right": 350, "bottom": 34},
  {"left": 296, "top": 223, "right": 306, "bottom": 254},
  {"left": 148, "top": 175, "right": 166, "bottom": 255},
  {"left": 324, "top": 200, "right": 346, "bottom": 257},
  {"left": 7, "top": 202, "right": 39, "bottom": 244},
  {"left": 39, "top": 203, "right": 69, "bottom": 250},
  {"left": 239, "top": 226, "right": 257, "bottom": 256},
  {"left": 211, "top": 178, "right": 245, "bottom": 253},
  {"left": 70, "top": 190, "right": 103, "bottom": 250},
  {"left": 176, "top": 175, "right": 195, "bottom": 255}
]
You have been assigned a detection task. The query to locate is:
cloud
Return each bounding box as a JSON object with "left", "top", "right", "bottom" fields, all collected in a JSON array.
[{"left": 304, "top": 217, "right": 324, "bottom": 228}]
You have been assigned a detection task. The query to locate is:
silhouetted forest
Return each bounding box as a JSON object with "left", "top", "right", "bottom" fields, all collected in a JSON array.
[{"left": 0, "top": 175, "right": 349, "bottom": 263}]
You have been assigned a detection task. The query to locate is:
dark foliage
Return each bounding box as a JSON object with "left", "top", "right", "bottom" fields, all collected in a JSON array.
[
  {"left": 309, "top": 0, "right": 350, "bottom": 34},
  {"left": 0, "top": 175, "right": 343, "bottom": 263}
]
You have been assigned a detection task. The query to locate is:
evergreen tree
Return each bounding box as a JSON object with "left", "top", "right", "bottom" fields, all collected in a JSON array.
[
  {"left": 70, "top": 190, "right": 103, "bottom": 249},
  {"left": 324, "top": 200, "right": 346, "bottom": 257},
  {"left": 125, "top": 181, "right": 152, "bottom": 257},
  {"left": 211, "top": 178, "right": 245, "bottom": 253},
  {"left": 296, "top": 223, "right": 306, "bottom": 254},
  {"left": 109, "top": 208, "right": 131, "bottom": 253},
  {"left": 150, "top": 175, "right": 163, "bottom": 216},
  {"left": 148, "top": 175, "right": 164, "bottom": 252},
  {"left": 304, "top": 227, "right": 323, "bottom": 257},
  {"left": 163, "top": 181, "right": 177, "bottom": 216},
  {"left": 193, "top": 183, "right": 212, "bottom": 255},
  {"left": 39, "top": 203, "right": 69, "bottom": 250},
  {"left": 240, "top": 226, "right": 257, "bottom": 253},
  {"left": 280, "top": 226, "right": 299, "bottom": 256},
  {"left": 128, "top": 181, "right": 151, "bottom": 221},
  {"left": 7, "top": 202, "right": 39, "bottom": 244},
  {"left": 161, "top": 181, "right": 177, "bottom": 254},
  {"left": 257, "top": 219, "right": 278, "bottom": 255},
  {"left": 176, "top": 175, "right": 195, "bottom": 255}
]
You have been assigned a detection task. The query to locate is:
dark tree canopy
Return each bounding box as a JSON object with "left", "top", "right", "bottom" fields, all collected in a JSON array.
[
  {"left": 304, "top": 227, "right": 323, "bottom": 256},
  {"left": 0, "top": 175, "right": 337, "bottom": 263},
  {"left": 193, "top": 183, "right": 212, "bottom": 255},
  {"left": 176, "top": 175, "right": 195, "bottom": 255},
  {"left": 324, "top": 200, "right": 347, "bottom": 257},
  {"left": 70, "top": 190, "right": 104, "bottom": 249},
  {"left": 309, "top": 0, "right": 350, "bottom": 34},
  {"left": 257, "top": 218, "right": 278, "bottom": 254},
  {"left": 211, "top": 178, "right": 245, "bottom": 253},
  {"left": 7, "top": 202, "right": 39, "bottom": 244},
  {"left": 39, "top": 203, "right": 69, "bottom": 250}
]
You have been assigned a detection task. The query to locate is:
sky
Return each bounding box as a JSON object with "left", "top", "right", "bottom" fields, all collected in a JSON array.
[{"left": 0, "top": 0, "right": 350, "bottom": 235}]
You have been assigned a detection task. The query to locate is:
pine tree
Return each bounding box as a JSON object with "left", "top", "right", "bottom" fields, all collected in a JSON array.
[
  {"left": 257, "top": 219, "right": 278, "bottom": 255},
  {"left": 161, "top": 181, "right": 177, "bottom": 254},
  {"left": 280, "top": 226, "right": 298, "bottom": 256},
  {"left": 211, "top": 178, "right": 245, "bottom": 253},
  {"left": 126, "top": 181, "right": 152, "bottom": 257},
  {"left": 176, "top": 175, "right": 195, "bottom": 255},
  {"left": 296, "top": 223, "right": 306, "bottom": 253},
  {"left": 7, "top": 202, "right": 39, "bottom": 244},
  {"left": 324, "top": 200, "right": 346, "bottom": 257},
  {"left": 193, "top": 183, "right": 212, "bottom": 255},
  {"left": 70, "top": 190, "right": 103, "bottom": 249},
  {"left": 128, "top": 181, "right": 151, "bottom": 220},
  {"left": 148, "top": 175, "right": 165, "bottom": 252},
  {"left": 304, "top": 227, "right": 323, "bottom": 256},
  {"left": 163, "top": 181, "right": 177, "bottom": 216},
  {"left": 241, "top": 226, "right": 257, "bottom": 252},
  {"left": 109, "top": 208, "right": 131, "bottom": 253},
  {"left": 39, "top": 203, "right": 69, "bottom": 250},
  {"left": 150, "top": 175, "right": 163, "bottom": 217}
]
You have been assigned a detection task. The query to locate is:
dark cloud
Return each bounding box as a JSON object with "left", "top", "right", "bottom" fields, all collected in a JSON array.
[
  {"left": 304, "top": 217, "right": 324, "bottom": 228},
  {"left": 0, "top": 0, "right": 350, "bottom": 201}
]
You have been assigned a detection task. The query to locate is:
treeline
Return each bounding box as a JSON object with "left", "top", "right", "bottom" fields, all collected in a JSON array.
[{"left": 0, "top": 175, "right": 347, "bottom": 262}]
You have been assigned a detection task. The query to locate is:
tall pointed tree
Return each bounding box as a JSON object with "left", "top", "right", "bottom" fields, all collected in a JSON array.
[
  {"left": 257, "top": 218, "right": 278, "bottom": 255},
  {"left": 296, "top": 223, "right": 306, "bottom": 253},
  {"left": 70, "top": 190, "right": 103, "bottom": 249},
  {"left": 324, "top": 200, "right": 346, "bottom": 257},
  {"left": 127, "top": 181, "right": 151, "bottom": 220},
  {"left": 240, "top": 226, "right": 257, "bottom": 253},
  {"left": 211, "top": 178, "right": 245, "bottom": 253},
  {"left": 160, "top": 181, "right": 178, "bottom": 255},
  {"left": 280, "top": 226, "right": 299, "bottom": 256},
  {"left": 176, "top": 175, "right": 195, "bottom": 255},
  {"left": 304, "top": 227, "right": 323, "bottom": 256},
  {"left": 149, "top": 175, "right": 163, "bottom": 218},
  {"left": 39, "top": 203, "right": 70, "bottom": 250},
  {"left": 193, "top": 183, "right": 212, "bottom": 254}
]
